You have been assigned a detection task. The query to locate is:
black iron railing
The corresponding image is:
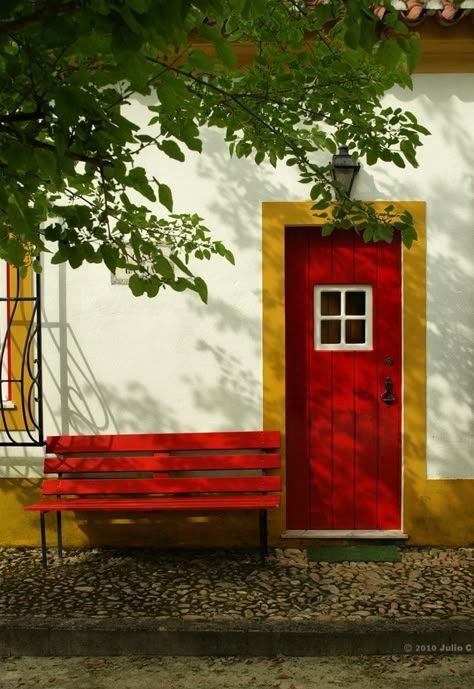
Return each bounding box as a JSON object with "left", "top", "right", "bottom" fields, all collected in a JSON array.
[{"left": 0, "top": 268, "right": 43, "bottom": 446}]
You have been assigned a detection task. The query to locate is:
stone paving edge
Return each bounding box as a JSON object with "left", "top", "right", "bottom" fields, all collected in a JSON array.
[{"left": 1, "top": 617, "right": 473, "bottom": 657}]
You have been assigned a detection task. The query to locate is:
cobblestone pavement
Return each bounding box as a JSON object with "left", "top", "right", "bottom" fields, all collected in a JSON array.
[{"left": 0, "top": 546, "right": 473, "bottom": 622}]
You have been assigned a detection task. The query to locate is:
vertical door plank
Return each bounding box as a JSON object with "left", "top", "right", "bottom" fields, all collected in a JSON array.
[
  {"left": 354, "top": 237, "right": 379, "bottom": 528},
  {"left": 309, "top": 229, "right": 333, "bottom": 528},
  {"left": 377, "top": 236, "right": 402, "bottom": 529},
  {"left": 285, "top": 227, "right": 311, "bottom": 528},
  {"left": 330, "top": 231, "right": 356, "bottom": 528}
]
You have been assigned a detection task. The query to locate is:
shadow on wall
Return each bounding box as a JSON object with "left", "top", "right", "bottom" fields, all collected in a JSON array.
[
  {"left": 41, "top": 265, "right": 180, "bottom": 436},
  {"left": 179, "top": 128, "right": 299, "bottom": 428},
  {"left": 41, "top": 271, "right": 262, "bottom": 436},
  {"left": 38, "top": 126, "right": 297, "bottom": 436},
  {"left": 41, "top": 318, "right": 182, "bottom": 436},
  {"left": 423, "top": 175, "right": 474, "bottom": 479},
  {"left": 364, "top": 85, "right": 474, "bottom": 479},
  {"left": 190, "top": 293, "right": 261, "bottom": 344},
  {"left": 197, "top": 128, "right": 296, "bottom": 250},
  {"left": 181, "top": 339, "right": 261, "bottom": 430}
]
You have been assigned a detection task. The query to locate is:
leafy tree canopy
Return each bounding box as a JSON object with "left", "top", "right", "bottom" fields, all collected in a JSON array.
[{"left": 0, "top": 0, "right": 429, "bottom": 300}]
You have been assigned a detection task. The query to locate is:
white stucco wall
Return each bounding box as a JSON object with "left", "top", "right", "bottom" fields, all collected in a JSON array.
[
  {"left": 356, "top": 75, "right": 474, "bottom": 479},
  {"left": 2, "top": 74, "right": 472, "bottom": 481}
]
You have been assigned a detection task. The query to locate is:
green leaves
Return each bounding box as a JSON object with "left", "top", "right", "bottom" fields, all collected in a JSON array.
[
  {"left": 125, "top": 0, "right": 152, "bottom": 14},
  {"left": 129, "top": 273, "right": 146, "bottom": 296},
  {"left": 188, "top": 49, "right": 216, "bottom": 73},
  {"left": 100, "top": 244, "right": 120, "bottom": 273},
  {"left": 154, "top": 254, "right": 174, "bottom": 280},
  {"left": 127, "top": 167, "right": 156, "bottom": 201},
  {"left": 376, "top": 40, "right": 403, "bottom": 72},
  {"left": 155, "top": 73, "right": 190, "bottom": 112},
  {"left": 0, "top": 0, "right": 427, "bottom": 299},
  {"left": 193, "top": 277, "right": 208, "bottom": 304},
  {"left": 197, "top": 24, "right": 238, "bottom": 69},
  {"left": 405, "top": 34, "right": 423, "bottom": 73},
  {"left": 158, "top": 183, "right": 173, "bottom": 212},
  {"left": 158, "top": 140, "right": 185, "bottom": 162},
  {"left": 3, "top": 238, "right": 26, "bottom": 267},
  {"left": 344, "top": 25, "right": 360, "bottom": 51}
]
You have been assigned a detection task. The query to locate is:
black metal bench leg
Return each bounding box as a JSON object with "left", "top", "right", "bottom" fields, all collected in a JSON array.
[
  {"left": 40, "top": 512, "right": 47, "bottom": 569},
  {"left": 259, "top": 509, "right": 268, "bottom": 563},
  {"left": 56, "top": 512, "right": 63, "bottom": 560}
]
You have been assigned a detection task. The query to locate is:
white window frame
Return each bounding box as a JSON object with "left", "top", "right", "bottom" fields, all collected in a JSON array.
[{"left": 314, "top": 285, "right": 373, "bottom": 351}]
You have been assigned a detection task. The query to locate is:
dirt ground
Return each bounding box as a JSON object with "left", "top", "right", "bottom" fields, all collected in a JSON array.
[{"left": 1, "top": 654, "right": 473, "bottom": 689}]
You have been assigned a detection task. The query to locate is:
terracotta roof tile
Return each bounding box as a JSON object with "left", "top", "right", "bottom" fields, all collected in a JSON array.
[{"left": 303, "top": 1, "right": 473, "bottom": 27}]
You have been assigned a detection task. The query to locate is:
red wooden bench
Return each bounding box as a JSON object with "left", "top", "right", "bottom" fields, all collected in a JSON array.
[{"left": 24, "top": 431, "right": 281, "bottom": 567}]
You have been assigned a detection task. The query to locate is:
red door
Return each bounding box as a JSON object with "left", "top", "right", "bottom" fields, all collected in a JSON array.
[{"left": 285, "top": 227, "right": 402, "bottom": 530}]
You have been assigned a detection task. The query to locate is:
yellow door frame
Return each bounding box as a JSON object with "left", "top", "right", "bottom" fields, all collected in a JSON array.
[{"left": 263, "top": 201, "right": 474, "bottom": 546}]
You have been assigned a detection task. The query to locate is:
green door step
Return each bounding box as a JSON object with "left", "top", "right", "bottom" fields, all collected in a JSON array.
[{"left": 307, "top": 544, "right": 400, "bottom": 563}]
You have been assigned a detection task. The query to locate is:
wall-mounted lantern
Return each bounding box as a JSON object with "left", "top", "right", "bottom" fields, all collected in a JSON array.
[{"left": 331, "top": 145, "right": 361, "bottom": 197}]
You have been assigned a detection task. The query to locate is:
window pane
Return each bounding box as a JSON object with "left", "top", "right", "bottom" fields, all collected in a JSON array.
[
  {"left": 320, "top": 291, "right": 341, "bottom": 316},
  {"left": 346, "top": 319, "right": 365, "bottom": 344},
  {"left": 346, "top": 291, "right": 366, "bottom": 315},
  {"left": 321, "top": 320, "right": 341, "bottom": 344}
]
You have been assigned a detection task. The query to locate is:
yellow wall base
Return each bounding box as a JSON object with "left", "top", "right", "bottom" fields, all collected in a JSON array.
[
  {"left": 404, "top": 479, "right": 474, "bottom": 546},
  {"left": 3, "top": 476, "right": 472, "bottom": 548},
  {"left": 0, "top": 478, "right": 286, "bottom": 548},
  {"left": 1, "top": 476, "right": 472, "bottom": 548}
]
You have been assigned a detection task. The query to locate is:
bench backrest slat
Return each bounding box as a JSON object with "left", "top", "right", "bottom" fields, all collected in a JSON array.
[
  {"left": 42, "top": 432, "right": 281, "bottom": 502},
  {"left": 42, "top": 476, "right": 281, "bottom": 496},
  {"left": 44, "top": 453, "right": 281, "bottom": 474},
  {"left": 46, "top": 431, "right": 280, "bottom": 454}
]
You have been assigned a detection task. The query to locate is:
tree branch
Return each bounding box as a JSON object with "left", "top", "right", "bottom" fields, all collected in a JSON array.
[
  {"left": 0, "top": 110, "right": 44, "bottom": 123},
  {"left": 151, "top": 58, "right": 335, "bottom": 193},
  {"left": 0, "top": 0, "right": 87, "bottom": 36},
  {"left": 24, "top": 136, "right": 111, "bottom": 168}
]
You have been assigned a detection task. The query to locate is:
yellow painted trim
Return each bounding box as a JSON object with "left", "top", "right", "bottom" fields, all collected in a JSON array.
[
  {"left": 0, "top": 266, "right": 35, "bottom": 431},
  {"left": 262, "top": 201, "right": 474, "bottom": 546}
]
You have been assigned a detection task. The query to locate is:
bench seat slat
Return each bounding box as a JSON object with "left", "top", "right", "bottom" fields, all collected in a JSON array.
[
  {"left": 46, "top": 431, "right": 280, "bottom": 454},
  {"left": 42, "top": 476, "right": 281, "bottom": 495},
  {"left": 25, "top": 495, "right": 281, "bottom": 512},
  {"left": 44, "top": 453, "right": 281, "bottom": 474}
]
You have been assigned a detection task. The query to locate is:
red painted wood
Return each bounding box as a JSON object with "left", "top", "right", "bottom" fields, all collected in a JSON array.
[
  {"left": 42, "top": 475, "right": 281, "bottom": 496},
  {"left": 308, "top": 230, "right": 333, "bottom": 528},
  {"left": 376, "top": 236, "right": 402, "bottom": 529},
  {"left": 24, "top": 494, "right": 281, "bottom": 512},
  {"left": 46, "top": 431, "right": 280, "bottom": 454},
  {"left": 285, "top": 227, "right": 311, "bottom": 528},
  {"left": 44, "top": 453, "right": 281, "bottom": 474},
  {"left": 353, "top": 238, "right": 378, "bottom": 528},
  {"left": 27, "top": 432, "right": 282, "bottom": 549},
  {"left": 285, "top": 227, "right": 402, "bottom": 530},
  {"left": 331, "top": 230, "right": 355, "bottom": 283},
  {"left": 330, "top": 232, "right": 356, "bottom": 528}
]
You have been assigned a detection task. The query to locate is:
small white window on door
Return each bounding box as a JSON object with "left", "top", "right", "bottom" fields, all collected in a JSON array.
[{"left": 314, "top": 285, "right": 373, "bottom": 351}]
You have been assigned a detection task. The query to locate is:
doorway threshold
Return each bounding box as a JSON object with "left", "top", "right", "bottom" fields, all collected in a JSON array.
[{"left": 281, "top": 530, "right": 408, "bottom": 539}]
